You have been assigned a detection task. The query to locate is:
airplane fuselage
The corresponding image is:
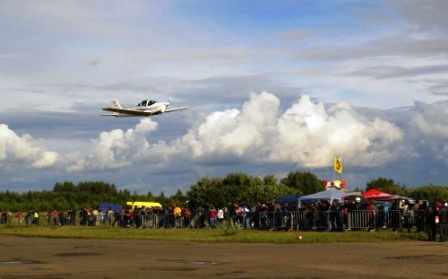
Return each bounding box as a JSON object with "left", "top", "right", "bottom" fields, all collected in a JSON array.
[
  {"left": 136, "top": 100, "right": 169, "bottom": 114},
  {"left": 102, "top": 99, "right": 188, "bottom": 117}
]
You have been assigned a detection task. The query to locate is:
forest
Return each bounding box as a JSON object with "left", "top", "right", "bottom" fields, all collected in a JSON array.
[{"left": 0, "top": 171, "right": 447, "bottom": 212}]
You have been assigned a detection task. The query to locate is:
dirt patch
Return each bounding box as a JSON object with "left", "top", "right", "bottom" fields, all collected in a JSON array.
[{"left": 0, "top": 236, "right": 447, "bottom": 279}]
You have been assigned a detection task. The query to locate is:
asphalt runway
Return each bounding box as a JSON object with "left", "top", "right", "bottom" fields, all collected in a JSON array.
[{"left": 0, "top": 236, "right": 447, "bottom": 279}]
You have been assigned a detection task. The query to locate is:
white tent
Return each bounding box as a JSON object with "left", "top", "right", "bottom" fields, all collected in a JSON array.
[{"left": 298, "top": 189, "right": 348, "bottom": 206}]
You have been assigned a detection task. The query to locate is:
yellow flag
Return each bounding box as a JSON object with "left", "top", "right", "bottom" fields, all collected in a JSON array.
[{"left": 334, "top": 157, "right": 343, "bottom": 173}]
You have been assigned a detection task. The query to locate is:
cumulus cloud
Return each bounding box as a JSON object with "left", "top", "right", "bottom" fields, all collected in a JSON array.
[
  {"left": 0, "top": 124, "right": 58, "bottom": 169},
  {"left": 4, "top": 91, "right": 448, "bottom": 192},
  {"left": 180, "top": 92, "right": 279, "bottom": 159},
  {"left": 55, "top": 92, "right": 448, "bottom": 191},
  {"left": 412, "top": 100, "right": 448, "bottom": 136},
  {"left": 65, "top": 92, "right": 407, "bottom": 173},
  {"left": 411, "top": 100, "right": 448, "bottom": 161},
  {"left": 269, "top": 94, "right": 403, "bottom": 167},
  {"left": 65, "top": 118, "right": 158, "bottom": 172},
  {"left": 172, "top": 92, "right": 405, "bottom": 169}
]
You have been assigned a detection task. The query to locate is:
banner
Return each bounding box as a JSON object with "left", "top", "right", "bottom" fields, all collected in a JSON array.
[
  {"left": 334, "top": 157, "right": 343, "bottom": 173},
  {"left": 323, "top": 179, "right": 346, "bottom": 189}
]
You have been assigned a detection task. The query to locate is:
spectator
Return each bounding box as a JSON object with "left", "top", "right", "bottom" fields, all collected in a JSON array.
[
  {"left": 242, "top": 205, "right": 252, "bottom": 229},
  {"left": 217, "top": 207, "right": 224, "bottom": 225},
  {"left": 281, "top": 202, "right": 292, "bottom": 229},
  {"left": 252, "top": 203, "right": 261, "bottom": 229},
  {"left": 226, "top": 202, "right": 236, "bottom": 227},
  {"left": 182, "top": 207, "right": 191, "bottom": 228},
  {"left": 25, "top": 210, "right": 33, "bottom": 224},
  {"left": 16, "top": 211, "right": 21, "bottom": 224},
  {"left": 209, "top": 205, "right": 217, "bottom": 228},
  {"left": 439, "top": 202, "right": 447, "bottom": 242},
  {"left": 164, "top": 206, "right": 173, "bottom": 228},
  {"left": 390, "top": 199, "right": 401, "bottom": 232},
  {"left": 107, "top": 208, "right": 114, "bottom": 226},
  {"left": 173, "top": 204, "right": 182, "bottom": 229},
  {"left": 112, "top": 209, "right": 122, "bottom": 227},
  {"left": 365, "top": 201, "right": 377, "bottom": 232},
  {"left": 413, "top": 200, "right": 424, "bottom": 232},
  {"left": 59, "top": 210, "right": 67, "bottom": 226},
  {"left": 79, "top": 208, "right": 88, "bottom": 226},
  {"left": 52, "top": 210, "right": 58, "bottom": 225},
  {"left": 425, "top": 202, "right": 436, "bottom": 241},
  {"left": 46, "top": 211, "right": 51, "bottom": 225},
  {"left": 317, "top": 200, "right": 330, "bottom": 230},
  {"left": 381, "top": 202, "right": 390, "bottom": 229},
  {"left": 272, "top": 201, "right": 282, "bottom": 231},
  {"left": 235, "top": 204, "right": 243, "bottom": 227},
  {"left": 101, "top": 210, "right": 108, "bottom": 225},
  {"left": 123, "top": 210, "right": 133, "bottom": 228},
  {"left": 6, "top": 210, "right": 12, "bottom": 224},
  {"left": 196, "top": 206, "right": 206, "bottom": 228},
  {"left": 69, "top": 209, "right": 76, "bottom": 225},
  {"left": 33, "top": 210, "right": 39, "bottom": 224},
  {"left": 400, "top": 199, "right": 412, "bottom": 233},
  {"left": 328, "top": 199, "right": 341, "bottom": 232},
  {"left": 87, "top": 209, "right": 97, "bottom": 226}
]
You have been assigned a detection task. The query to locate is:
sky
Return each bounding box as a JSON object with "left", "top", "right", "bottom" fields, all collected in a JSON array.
[{"left": 1, "top": 0, "right": 448, "bottom": 195}]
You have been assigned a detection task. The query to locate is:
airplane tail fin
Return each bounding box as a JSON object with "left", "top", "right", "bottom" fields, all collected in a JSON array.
[
  {"left": 101, "top": 99, "right": 122, "bottom": 117},
  {"left": 111, "top": 99, "right": 122, "bottom": 109}
]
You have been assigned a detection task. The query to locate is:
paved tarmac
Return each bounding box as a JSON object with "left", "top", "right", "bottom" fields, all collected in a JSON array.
[{"left": 0, "top": 236, "right": 447, "bottom": 279}]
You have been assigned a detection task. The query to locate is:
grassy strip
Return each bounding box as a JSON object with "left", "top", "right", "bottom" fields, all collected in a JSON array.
[{"left": 0, "top": 224, "right": 427, "bottom": 243}]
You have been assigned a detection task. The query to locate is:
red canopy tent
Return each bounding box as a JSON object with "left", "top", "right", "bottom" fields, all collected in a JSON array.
[{"left": 361, "top": 189, "right": 393, "bottom": 199}]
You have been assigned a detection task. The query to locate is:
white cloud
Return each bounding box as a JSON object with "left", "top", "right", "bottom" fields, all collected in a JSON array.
[
  {"left": 65, "top": 92, "right": 407, "bottom": 174},
  {"left": 412, "top": 101, "right": 448, "bottom": 136},
  {"left": 32, "top": 151, "right": 58, "bottom": 168},
  {"left": 65, "top": 119, "right": 158, "bottom": 172},
  {"left": 138, "top": 93, "right": 405, "bottom": 171},
  {"left": 271, "top": 95, "right": 404, "bottom": 167},
  {"left": 411, "top": 100, "right": 448, "bottom": 161},
  {"left": 180, "top": 92, "right": 279, "bottom": 159},
  {"left": 3, "top": 91, "right": 448, "bottom": 193},
  {"left": 0, "top": 124, "right": 58, "bottom": 169}
]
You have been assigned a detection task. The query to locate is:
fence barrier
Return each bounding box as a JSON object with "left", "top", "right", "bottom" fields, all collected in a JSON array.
[{"left": 0, "top": 209, "right": 434, "bottom": 233}]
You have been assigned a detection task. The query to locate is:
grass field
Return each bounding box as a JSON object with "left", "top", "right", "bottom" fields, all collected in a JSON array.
[{"left": 0, "top": 224, "right": 428, "bottom": 243}]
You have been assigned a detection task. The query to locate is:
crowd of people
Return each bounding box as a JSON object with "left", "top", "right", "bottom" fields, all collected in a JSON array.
[
  {"left": 0, "top": 209, "right": 42, "bottom": 225},
  {"left": 1, "top": 198, "right": 447, "bottom": 242}
]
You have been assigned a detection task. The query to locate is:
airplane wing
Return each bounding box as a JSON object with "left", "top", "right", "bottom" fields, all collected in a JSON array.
[
  {"left": 102, "top": 106, "right": 189, "bottom": 117},
  {"left": 164, "top": 106, "right": 190, "bottom": 113},
  {"left": 102, "top": 107, "right": 157, "bottom": 117}
]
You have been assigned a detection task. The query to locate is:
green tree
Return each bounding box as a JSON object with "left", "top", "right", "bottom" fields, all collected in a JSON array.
[
  {"left": 186, "top": 177, "right": 224, "bottom": 209},
  {"left": 279, "top": 171, "right": 324, "bottom": 194},
  {"left": 365, "top": 177, "right": 406, "bottom": 195},
  {"left": 186, "top": 173, "right": 297, "bottom": 208},
  {"left": 407, "top": 185, "right": 448, "bottom": 201}
]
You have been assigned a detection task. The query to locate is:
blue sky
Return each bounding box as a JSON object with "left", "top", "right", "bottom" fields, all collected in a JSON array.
[{"left": 1, "top": 1, "right": 448, "bottom": 195}]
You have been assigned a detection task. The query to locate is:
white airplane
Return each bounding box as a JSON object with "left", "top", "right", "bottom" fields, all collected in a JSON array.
[{"left": 102, "top": 99, "right": 189, "bottom": 117}]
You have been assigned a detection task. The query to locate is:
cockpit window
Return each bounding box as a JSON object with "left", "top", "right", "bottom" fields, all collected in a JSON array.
[{"left": 137, "top": 100, "right": 156, "bottom": 107}]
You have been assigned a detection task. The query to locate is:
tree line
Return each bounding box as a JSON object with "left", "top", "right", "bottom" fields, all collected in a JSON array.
[{"left": 0, "top": 172, "right": 447, "bottom": 212}]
